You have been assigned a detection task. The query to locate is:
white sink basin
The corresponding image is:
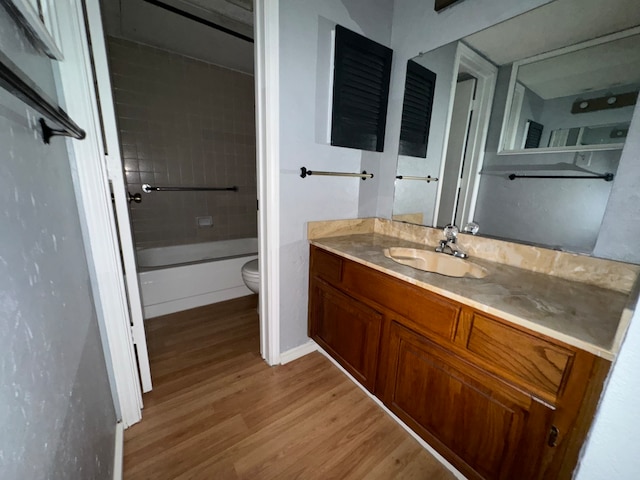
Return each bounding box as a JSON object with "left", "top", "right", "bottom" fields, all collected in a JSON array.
[{"left": 384, "top": 247, "right": 488, "bottom": 279}]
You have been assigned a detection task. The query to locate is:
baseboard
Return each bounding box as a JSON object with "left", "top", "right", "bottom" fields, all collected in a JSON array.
[
  {"left": 315, "top": 346, "right": 466, "bottom": 480},
  {"left": 113, "top": 421, "right": 124, "bottom": 480},
  {"left": 280, "top": 340, "right": 318, "bottom": 364}
]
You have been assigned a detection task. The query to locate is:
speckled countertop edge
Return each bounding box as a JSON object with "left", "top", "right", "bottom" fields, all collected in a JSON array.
[{"left": 310, "top": 233, "right": 636, "bottom": 360}]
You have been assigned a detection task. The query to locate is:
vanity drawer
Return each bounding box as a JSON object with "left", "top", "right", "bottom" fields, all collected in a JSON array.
[
  {"left": 465, "top": 313, "right": 575, "bottom": 398},
  {"left": 342, "top": 260, "right": 461, "bottom": 341},
  {"left": 310, "top": 246, "right": 343, "bottom": 285}
]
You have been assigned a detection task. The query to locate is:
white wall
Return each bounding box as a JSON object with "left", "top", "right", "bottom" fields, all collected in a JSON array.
[
  {"left": 576, "top": 297, "right": 640, "bottom": 479},
  {"left": 278, "top": 0, "right": 394, "bottom": 351},
  {"left": 0, "top": 9, "right": 116, "bottom": 479},
  {"left": 594, "top": 98, "right": 640, "bottom": 263}
]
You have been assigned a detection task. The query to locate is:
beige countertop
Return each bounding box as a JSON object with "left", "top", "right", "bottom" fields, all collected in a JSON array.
[{"left": 310, "top": 232, "right": 636, "bottom": 360}]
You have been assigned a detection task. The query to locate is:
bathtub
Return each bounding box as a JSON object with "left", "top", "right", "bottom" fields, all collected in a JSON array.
[{"left": 137, "top": 238, "right": 258, "bottom": 319}]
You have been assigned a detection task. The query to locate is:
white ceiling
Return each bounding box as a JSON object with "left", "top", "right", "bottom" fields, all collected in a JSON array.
[
  {"left": 518, "top": 33, "right": 640, "bottom": 99},
  {"left": 101, "top": 0, "right": 254, "bottom": 73},
  {"left": 181, "top": 0, "right": 253, "bottom": 27},
  {"left": 465, "top": 0, "right": 640, "bottom": 66}
]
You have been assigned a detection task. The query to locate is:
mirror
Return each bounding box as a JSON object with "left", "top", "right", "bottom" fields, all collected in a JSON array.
[
  {"left": 500, "top": 31, "right": 640, "bottom": 153},
  {"left": 392, "top": 0, "right": 640, "bottom": 255}
]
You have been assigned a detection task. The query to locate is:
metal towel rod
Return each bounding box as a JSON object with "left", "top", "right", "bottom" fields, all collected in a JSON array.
[
  {"left": 142, "top": 184, "right": 239, "bottom": 193},
  {"left": 300, "top": 167, "right": 373, "bottom": 180},
  {"left": 396, "top": 175, "right": 439, "bottom": 183},
  {"left": 508, "top": 173, "right": 614, "bottom": 182}
]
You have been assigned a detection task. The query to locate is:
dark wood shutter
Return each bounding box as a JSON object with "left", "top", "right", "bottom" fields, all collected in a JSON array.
[
  {"left": 331, "top": 25, "right": 393, "bottom": 152},
  {"left": 399, "top": 60, "right": 437, "bottom": 158},
  {"left": 524, "top": 120, "right": 544, "bottom": 148}
]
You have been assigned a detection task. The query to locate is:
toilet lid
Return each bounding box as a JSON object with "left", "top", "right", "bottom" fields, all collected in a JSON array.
[{"left": 242, "top": 259, "right": 259, "bottom": 275}]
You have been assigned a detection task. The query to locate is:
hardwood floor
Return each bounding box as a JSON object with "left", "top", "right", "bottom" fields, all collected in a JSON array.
[{"left": 124, "top": 296, "right": 455, "bottom": 479}]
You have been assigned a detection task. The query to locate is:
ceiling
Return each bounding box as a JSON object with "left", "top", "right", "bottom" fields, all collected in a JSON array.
[
  {"left": 101, "top": 0, "right": 254, "bottom": 73},
  {"left": 180, "top": 0, "right": 253, "bottom": 28},
  {"left": 517, "top": 33, "right": 640, "bottom": 99},
  {"left": 465, "top": 0, "right": 640, "bottom": 66}
]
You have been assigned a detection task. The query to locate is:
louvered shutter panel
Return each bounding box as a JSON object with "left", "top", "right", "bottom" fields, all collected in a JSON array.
[
  {"left": 399, "top": 60, "right": 437, "bottom": 158},
  {"left": 524, "top": 120, "right": 544, "bottom": 148},
  {"left": 331, "top": 25, "right": 393, "bottom": 152}
]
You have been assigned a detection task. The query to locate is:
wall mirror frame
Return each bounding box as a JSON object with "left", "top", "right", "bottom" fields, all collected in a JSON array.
[
  {"left": 391, "top": 0, "right": 640, "bottom": 257},
  {"left": 498, "top": 26, "right": 640, "bottom": 155}
]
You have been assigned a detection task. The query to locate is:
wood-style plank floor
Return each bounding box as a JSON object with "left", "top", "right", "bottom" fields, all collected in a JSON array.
[{"left": 124, "top": 295, "right": 455, "bottom": 479}]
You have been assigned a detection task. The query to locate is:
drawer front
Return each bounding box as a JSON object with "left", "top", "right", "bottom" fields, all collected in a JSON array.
[
  {"left": 342, "top": 261, "right": 460, "bottom": 342},
  {"left": 310, "top": 246, "right": 343, "bottom": 285},
  {"left": 466, "top": 313, "right": 574, "bottom": 398}
]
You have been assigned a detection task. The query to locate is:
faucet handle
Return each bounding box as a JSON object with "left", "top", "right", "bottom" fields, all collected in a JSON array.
[
  {"left": 443, "top": 224, "right": 459, "bottom": 241},
  {"left": 463, "top": 221, "right": 480, "bottom": 235}
]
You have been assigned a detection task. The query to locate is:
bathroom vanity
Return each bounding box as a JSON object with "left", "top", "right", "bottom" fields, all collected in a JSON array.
[{"left": 307, "top": 219, "right": 638, "bottom": 480}]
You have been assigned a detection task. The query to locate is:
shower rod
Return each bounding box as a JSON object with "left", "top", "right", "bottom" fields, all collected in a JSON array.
[
  {"left": 142, "top": 184, "right": 239, "bottom": 193},
  {"left": 142, "top": 0, "right": 254, "bottom": 43}
]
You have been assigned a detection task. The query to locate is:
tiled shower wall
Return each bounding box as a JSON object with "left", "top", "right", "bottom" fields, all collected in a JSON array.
[{"left": 107, "top": 37, "right": 257, "bottom": 249}]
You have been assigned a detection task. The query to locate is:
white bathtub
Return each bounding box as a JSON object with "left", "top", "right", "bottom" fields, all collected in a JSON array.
[{"left": 137, "top": 238, "right": 258, "bottom": 319}]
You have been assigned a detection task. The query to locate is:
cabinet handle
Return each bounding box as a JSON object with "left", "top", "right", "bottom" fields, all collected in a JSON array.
[{"left": 548, "top": 425, "right": 559, "bottom": 447}]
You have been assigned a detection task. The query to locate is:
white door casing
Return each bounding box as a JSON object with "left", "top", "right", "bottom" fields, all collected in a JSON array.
[
  {"left": 434, "top": 43, "right": 497, "bottom": 228},
  {"left": 254, "top": 0, "right": 280, "bottom": 365},
  {"left": 53, "top": 0, "right": 281, "bottom": 432},
  {"left": 437, "top": 78, "right": 475, "bottom": 227},
  {"left": 51, "top": 0, "right": 145, "bottom": 426},
  {"left": 83, "top": 0, "right": 152, "bottom": 393}
]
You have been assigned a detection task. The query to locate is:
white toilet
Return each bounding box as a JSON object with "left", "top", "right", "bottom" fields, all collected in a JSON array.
[{"left": 241, "top": 259, "right": 260, "bottom": 294}]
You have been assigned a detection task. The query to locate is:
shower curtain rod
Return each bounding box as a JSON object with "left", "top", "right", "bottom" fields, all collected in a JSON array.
[
  {"left": 142, "top": 0, "right": 254, "bottom": 43},
  {"left": 142, "top": 184, "right": 238, "bottom": 193}
]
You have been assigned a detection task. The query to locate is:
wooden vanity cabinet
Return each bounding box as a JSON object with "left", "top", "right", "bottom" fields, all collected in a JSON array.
[
  {"left": 385, "top": 320, "right": 554, "bottom": 480},
  {"left": 308, "top": 247, "right": 384, "bottom": 391},
  {"left": 307, "top": 245, "right": 610, "bottom": 480},
  {"left": 308, "top": 277, "right": 382, "bottom": 391}
]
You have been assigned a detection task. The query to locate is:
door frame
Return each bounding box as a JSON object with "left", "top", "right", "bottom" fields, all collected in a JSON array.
[
  {"left": 53, "top": 0, "right": 143, "bottom": 427},
  {"left": 54, "top": 0, "right": 282, "bottom": 426},
  {"left": 436, "top": 77, "right": 476, "bottom": 227},
  {"left": 255, "top": 0, "right": 280, "bottom": 365},
  {"left": 83, "top": 0, "right": 152, "bottom": 394},
  {"left": 433, "top": 42, "right": 497, "bottom": 227}
]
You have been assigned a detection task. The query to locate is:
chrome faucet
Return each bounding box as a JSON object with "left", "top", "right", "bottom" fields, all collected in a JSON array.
[{"left": 435, "top": 224, "right": 468, "bottom": 259}]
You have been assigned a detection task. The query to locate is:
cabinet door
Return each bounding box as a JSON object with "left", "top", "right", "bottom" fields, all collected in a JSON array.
[
  {"left": 309, "top": 278, "right": 382, "bottom": 391},
  {"left": 384, "top": 321, "right": 553, "bottom": 480}
]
